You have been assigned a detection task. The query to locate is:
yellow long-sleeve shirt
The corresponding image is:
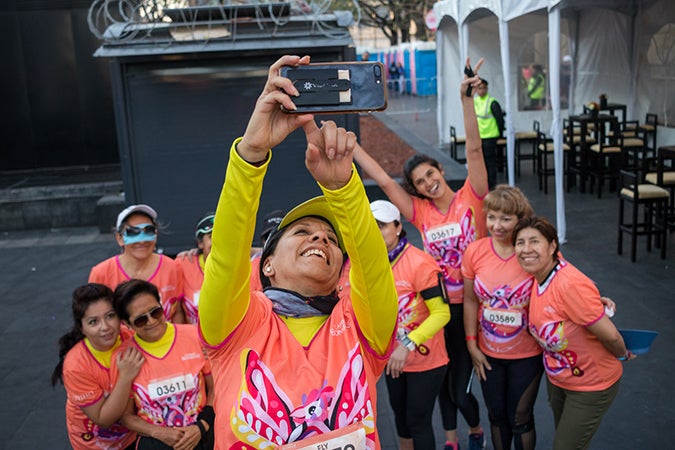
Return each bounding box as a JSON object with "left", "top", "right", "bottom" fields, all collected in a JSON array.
[{"left": 199, "top": 138, "right": 398, "bottom": 354}]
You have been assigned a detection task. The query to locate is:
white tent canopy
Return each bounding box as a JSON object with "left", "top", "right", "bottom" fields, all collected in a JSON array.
[{"left": 433, "top": 0, "right": 675, "bottom": 243}]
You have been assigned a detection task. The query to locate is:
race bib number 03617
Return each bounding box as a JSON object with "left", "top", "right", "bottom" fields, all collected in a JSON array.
[{"left": 426, "top": 223, "right": 461, "bottom": 243}]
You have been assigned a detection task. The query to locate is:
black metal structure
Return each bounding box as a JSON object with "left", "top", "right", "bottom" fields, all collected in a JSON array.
[
  {"left": 92, "top": 2, "right": 359, "bottom": 254},
  {"left": 0, "top": 0, "right": 119, "bottom": 171}
]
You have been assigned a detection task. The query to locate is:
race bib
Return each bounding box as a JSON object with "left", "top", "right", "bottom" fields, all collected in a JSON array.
[
  {"left": 483, "top": 307, "right": 522, "bottom": 327},
  {"left": 276, "top": 422, "right": 366, "bottom": 450},
  {"left": 147, "top": 374, "right": 196, "bottom": 401},
  {"left": 425, "top": 223, "right": 461, "bottom": 243}
]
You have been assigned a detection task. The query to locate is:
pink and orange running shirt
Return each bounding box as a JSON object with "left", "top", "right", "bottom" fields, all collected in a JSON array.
[
  {"left": 462, "top": 238, "right": 541, "bottom": 359},
  {"left": 111, "top": 324, "right": 211, "bottom": 427},
  {"left": 410, "top": 179, "right": 487, "bottom": 304},
  {"left": 528, "top": 260, "right": 622, "bottom": 392},
  {"left": 62, "top": 328, "right": 136, "bottom": 450},
  {"left": 391, "top": 243, "right": 449, "bottom": 372},
  {"left": 198, "top": 141, "right": 397, "bottom": 450},
  {"left": 176, "top": 255, "right": 205, "bottom": 324},
  {"left": 205, "top": 291, "right": 389, "bottom": 449},
  {"left": 89, "top": 255, "right": 183, "bottom": 321}
]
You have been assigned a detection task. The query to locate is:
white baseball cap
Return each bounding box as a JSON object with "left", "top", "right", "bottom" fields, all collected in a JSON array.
[
  {"left": 116, "top": 204, "right": 158, "bottom": 230},
  {"left": 370, "top": 200, "right": 401, "bottom": 223}
]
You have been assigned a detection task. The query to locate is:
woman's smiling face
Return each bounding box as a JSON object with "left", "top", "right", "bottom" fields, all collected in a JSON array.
[
  {"left": 515, "top": 226, "right": 557, "bottom": 281},
  {"left": 263, "top": 217, "right": 343, "bottom": 297},
  {"left": 126, "top": 293, "right": 166, "bottom": 343},
  {"left": 410, "top": 162, "right": 446, "bottom": 199}
]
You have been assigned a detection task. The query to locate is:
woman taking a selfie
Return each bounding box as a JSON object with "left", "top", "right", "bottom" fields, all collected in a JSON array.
[{"left": 198, "top": 54, "right": 398, "bottom": 449}]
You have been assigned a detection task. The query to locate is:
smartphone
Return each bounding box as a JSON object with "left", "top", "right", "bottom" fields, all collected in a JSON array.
[
  {"left": 280, "top": 62, "right": 387, "bottom": 114},
  {"left": 464, "top": 65, "right": 475, "bottom": 97}
]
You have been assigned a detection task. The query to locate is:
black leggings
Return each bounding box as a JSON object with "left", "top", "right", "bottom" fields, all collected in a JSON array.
[
  {"left": 385, "top": 365, "right": 447, "bottom": 449},
  {"left": 438, "top": 303, "right": 481, "bottom": 431},
  {"left": 135, "top": 425, "right": 214, "bottom": 450},
  {"left": 480, "top": 354, "right": 543, "bottom": 450}
]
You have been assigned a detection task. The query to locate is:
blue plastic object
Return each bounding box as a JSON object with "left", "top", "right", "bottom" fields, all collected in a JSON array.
[{"left": 619, "top": 329, "right": 658, "bottom": 355}]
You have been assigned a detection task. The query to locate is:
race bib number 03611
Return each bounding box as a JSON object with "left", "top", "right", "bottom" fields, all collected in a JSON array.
[
  {"left": 483, "top": 307, "right": 522, "bottom": 327},
  {"left": 426, "top": 223, "right": 461, "bottom": 243},
  {"left": 148, "top": 374, "right": 196, "bottom": 400}
]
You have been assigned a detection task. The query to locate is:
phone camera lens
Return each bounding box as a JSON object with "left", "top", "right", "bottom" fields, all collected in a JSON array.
[{"left": 373, "top": 65, "right": 382, "bottom": 77}]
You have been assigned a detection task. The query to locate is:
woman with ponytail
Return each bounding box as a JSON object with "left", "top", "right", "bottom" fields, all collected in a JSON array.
[{"left": 52, "top": 283, "right": 144, "bottom": 450}]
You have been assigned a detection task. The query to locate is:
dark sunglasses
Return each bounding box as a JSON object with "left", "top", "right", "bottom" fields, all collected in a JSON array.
[
  {"left": 122, "top": 224, "right": 157, "bottom": 237},
  {"left": 130, "top": 306, "right": 163, "bottom": 328}
]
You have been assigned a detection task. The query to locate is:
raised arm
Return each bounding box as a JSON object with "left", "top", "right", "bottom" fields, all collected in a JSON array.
[
  {"left": 462, "top": 57, "right": 489, "bottom": 198},
  {"left": 352, "top": 143, "right": 414, "bottom": 219},
  {"left": 305, "top": 121, "right": 398, "bottom": 356},
  {"left": 199, "top": 55, "right": 316, "bottom": 346}
]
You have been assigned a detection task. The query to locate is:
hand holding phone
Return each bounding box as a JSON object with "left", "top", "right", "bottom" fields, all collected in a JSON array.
[
  {"left": 464, "top": 65, "right": 476, "bottom": 97},
  {"left": 280, "top": 62, "right": 388, "bottom": 114}
]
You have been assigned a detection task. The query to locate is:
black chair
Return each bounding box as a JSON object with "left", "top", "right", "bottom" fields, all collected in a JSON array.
[
  {"left": 515, "top": 120, "right": 539, "bottom": 175},
  {"left": 638, "top": 113, "right": 658, "bottom": 153},
  {"left": 535, "top": 130, "right": 570, "bottom": 194},
  {"left": 618, "top": 169, "right": 669, "bottom": 262},
  {"left": 587, "top": 119, "right": 624, "bottom": 198},
  {"left": 645, "top": 148, "right": 675, "bottom": 228},
  {"left": 450, "top": 125, "right": 466, "bottom": 163},
  {"left": 564, "top": 118, "right": 596, "bottom": 192}
]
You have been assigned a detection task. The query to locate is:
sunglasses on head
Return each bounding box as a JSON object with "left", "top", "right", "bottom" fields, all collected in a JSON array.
[
  {"left": 130, "top": 305, "right": 163, "bottom": 328},
  {"left": 122, "top": 224, "right": 157, "bottom": 238}
]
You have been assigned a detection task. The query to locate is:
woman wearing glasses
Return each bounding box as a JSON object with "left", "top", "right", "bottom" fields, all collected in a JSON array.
[
  {"left": 89, "top": 204, "right": 185, "bottom": 323},
  {"left": 112, "top": 279, "right": 215, "bottom": 450},
  {"left": 51, "top": 283, "right": 145, "bottom": 450}
]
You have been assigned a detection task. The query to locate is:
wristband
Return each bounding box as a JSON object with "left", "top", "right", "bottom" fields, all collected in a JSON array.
[
  {"left": 197, "top": 405, "right": 215, "bottom": 429},
  {"left": 399, "top": 335, "right": 416, "bottom": 351},
  {"left": 194, "top": 419, "right": 207, "bottom": 438},
  {"left": 465, "top": 335, "right": 477, "bottom": 341},
  {"left": 617, "top": 350, "right": 634, "bottom": 361}
]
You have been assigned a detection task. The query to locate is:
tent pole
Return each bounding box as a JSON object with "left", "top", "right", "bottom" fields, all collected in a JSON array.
[
  {"left": 549, "top": 5, "right": 566, "bottom": 244},
  {"left": 498, "top": 18, "right": 515, "bottom": 186}
]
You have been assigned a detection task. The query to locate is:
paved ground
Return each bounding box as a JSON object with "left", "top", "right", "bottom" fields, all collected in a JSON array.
[{"left": 1, "top": 93, "right": 673, "bottom": 449}]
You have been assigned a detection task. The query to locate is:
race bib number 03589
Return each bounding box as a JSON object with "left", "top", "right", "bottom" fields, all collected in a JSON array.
[
  {"left": 483, "top": 307, "right": 522, "bottom": 327},
  {"left": 148, "top": 374, "right": 196, "bottom": 400},
  {"left": 426, "top": 223, "right": 461, "bottom": 243}
]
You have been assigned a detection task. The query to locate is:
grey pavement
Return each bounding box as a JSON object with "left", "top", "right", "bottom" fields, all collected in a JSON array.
[{"left": 1, "top": 93, "right": 674, "bottom": 449}]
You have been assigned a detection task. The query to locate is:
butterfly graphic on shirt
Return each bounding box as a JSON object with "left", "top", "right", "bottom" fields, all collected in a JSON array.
[
  {"left": 474, "top": 276, "right": 534, "bottom": 342},
  {"left": 230, "top": 344, "right": 377, "bottom": 449},
  {"left": 133, "top": 373, "right": 203, "bottom": 427},
  {"left": 530, "top": 321, "right": 583, "bottom": 377},
  {"left": 424, "top": 208, "right": 476, "bottom": 296}
]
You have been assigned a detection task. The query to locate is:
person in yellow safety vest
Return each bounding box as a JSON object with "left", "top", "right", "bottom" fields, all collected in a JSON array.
[
  {"left": 474, "top": 79, "right": 504, "bottom": 189},
  {"left": 528, "top": 64, "right": 546, "bottom": 109}
]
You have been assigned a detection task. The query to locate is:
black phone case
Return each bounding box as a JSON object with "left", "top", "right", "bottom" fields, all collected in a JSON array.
[
  {"left": 280, "top": 62, "right": 387, "bottom": 114},
  {"left": 464, "top": 65, "right": 475, "bottom": 97}
]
